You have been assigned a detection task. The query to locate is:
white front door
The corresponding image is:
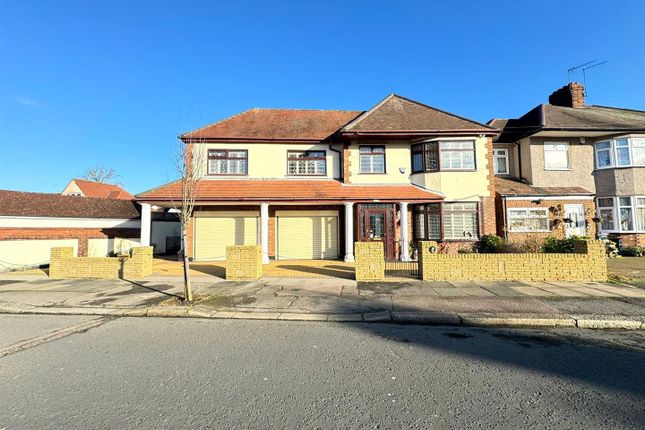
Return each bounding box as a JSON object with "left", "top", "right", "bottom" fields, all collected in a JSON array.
[{"left": 563, "top": 204, "right": 586, "bottom": 238}]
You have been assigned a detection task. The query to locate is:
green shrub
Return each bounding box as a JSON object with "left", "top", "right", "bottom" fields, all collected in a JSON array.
[
  {"left": 478, "top": 234, "right": 505, "bottom": 253},
  {"left": 620, "top": 246, "right": 644, "bottom": 257},
  {"left": 541, "top": 235, "right": 590, "bottom": 253}
]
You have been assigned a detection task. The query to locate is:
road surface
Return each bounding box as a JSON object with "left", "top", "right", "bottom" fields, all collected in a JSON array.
[{"left": 1, "top": 315, "right": 644, "bottom": 429}]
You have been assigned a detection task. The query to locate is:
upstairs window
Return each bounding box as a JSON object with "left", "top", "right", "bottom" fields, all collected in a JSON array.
[
  {"left": 544, "top": 142, "right": 569, "bottom": 170},
  {"left": 493, "top": 148, "right": 509, "bottom": 175},
  {"left": 411, "top": 140, "right": 476, "bottom": 173},
  {"left": 287, "top": 151, "right": 326, "bottom": 176},
  {"left": 594, "top": 137, "right": 645, "bottom": 169},
  {"left": 359, "top": 146, "right": 385, "bottom": 174},
  {"left": 207, "top": 149, "right": 248, "bottom": 175}
]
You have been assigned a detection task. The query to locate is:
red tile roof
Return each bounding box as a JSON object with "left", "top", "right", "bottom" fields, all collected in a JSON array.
[
  {"left": 0, "top": 190, "right": 141, "bottom": 218},
  {"left": 69, "top": 179, "right": 134, "bottom": 200},
  {"left": 136, "top": 179, "right": 443, "bottom": 202},
  {"left": 181, "top": 109, "right": 362, "bottom": 142}
]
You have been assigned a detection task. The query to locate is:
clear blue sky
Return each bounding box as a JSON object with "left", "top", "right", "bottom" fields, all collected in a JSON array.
[{"left": 1, "top": 0, "right": 644, "bottom": 194}]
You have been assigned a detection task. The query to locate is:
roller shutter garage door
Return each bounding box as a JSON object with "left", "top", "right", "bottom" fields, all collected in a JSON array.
[
  {"left": 194, "top": 216, "right": 258, "bottom": 261},
  {"left": 277, "top": 215, "right": 338, "bottom": 260}
]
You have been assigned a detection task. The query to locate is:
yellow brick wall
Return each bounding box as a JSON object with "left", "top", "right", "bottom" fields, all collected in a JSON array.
[
  {"left": 354, "top": 241, "right": 385, "bottom": 281},
  {"left": 226, "top": 245, "right": 262, "bottom": 280},
  {"left": 49, "top": 246, "right": 153, "bottom": 280},
  {"left": 418, "top": 240, "right": 607, "bottom": 282}
]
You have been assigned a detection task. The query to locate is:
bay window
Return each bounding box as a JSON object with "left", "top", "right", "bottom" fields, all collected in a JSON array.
[
  {"left": 414, "top": 203, "right": 479, "bottom": 241},
  {"left": 594, "top": 137, "right": 645, "bottom": 169},
  {"left": 597, "top": 196, "right": 645, "bottom": 232},
  {"left": 411, "top": 140, "right": 476, "bottom": 173},
  {"left": 287, "top": 151, "right": 326, "bottom": 176},
  {"left": 207, "top": 149, "right": 248, "bottom": 175},
  {"left": 507, "top": 208, "right": 549, "bottom": 232}
]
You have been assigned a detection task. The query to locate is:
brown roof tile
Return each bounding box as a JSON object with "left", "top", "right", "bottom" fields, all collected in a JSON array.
[
  {"left": 181, "top": 109, "right": 362, "bottom": 142},
  {"left": 136, "top": 179, "right": 443, "bottom": 202},
  {"left": 69, "top": 179, "right": 134, "bottom": 200},
  {"left": 0, "top": 190, "right": 141, "bottom": 218},
  {"left": 494, "top": 177, "right": 593, "bottom": 197},
  {"left": 341, "top": 94, "right": 496, "bottom": 135}
]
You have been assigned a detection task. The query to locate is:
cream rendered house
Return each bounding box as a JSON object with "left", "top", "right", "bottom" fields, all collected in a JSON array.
[{"left": 136, "top": 94, "right": 498, "bottom": 262}]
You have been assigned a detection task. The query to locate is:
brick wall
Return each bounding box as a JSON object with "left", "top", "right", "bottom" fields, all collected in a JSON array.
[
  {"left": 49, "top": 246, "right": 153, "bottom": 279},
  {"left": 503, "top": 199, "right": 596, "bottom": 243},
  {"left": 418, "top": 240, "right": 607, "bottom": 282},
  {"left": 354, "top": 241, "right": 385, "bottom": 281},
  {"left": 0, "top": 228, "right": 139, "bottom": 257},
  {"left": 226, "top": 245, "right": 262, "bottom": 280},
  {"left": 609, "top": 233, "right": 645, "bottom": 248}
]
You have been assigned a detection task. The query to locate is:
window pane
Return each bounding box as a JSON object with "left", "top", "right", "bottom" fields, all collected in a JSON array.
[
  {"left": 545, "top": 144, "right": 569, "bottom": 169},
  {"left": 600, "top": 209, "right": 614, "bottom": 231},
  {"left": 462, "top": 151, "right": 475, "bottom": 169},
  {"left": 443, "top": 203, "right": 478, "bottom": 239},
  {"left": 228, "top": 151, "right": 246, "bottom": 158},
  {"left": 414, "top": 213, "right": 425, "bottom": 239},
  {"left": 619, "top": 197, "right": 632, "bottom": 207},
  {"left": 597, "top": 198, "right": 613, "bottom": 207},
  {"left": 636, "top": 208, "right": 645, "bottom": 231},
  {"left": 616, "top": 147, "right": 630, "bottom": 166},
  {"left": 620, "top": 208, "right": 633, "bottom": 230},
  {"left": 359, "top": 147, "right": 372, "bottom": 154},
  {"left": 596, "top": 149, "right": 611, "bottom": 167},
  {"left": 632, "top": 146, "right": 645, "bottom": 166},
  {"left": 595, "top": 141, "right": 610, "bottom": 150},
  {"left": 412, "top": 152, "right": 423, "bottom": 172},
  {"left": 428, "top": 205, "right": 441, "bottom": 239},
  {"left": 637, "top": 198, "right": 645, "bottom": 206}
]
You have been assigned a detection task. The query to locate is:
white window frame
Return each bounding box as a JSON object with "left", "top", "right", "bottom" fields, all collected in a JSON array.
[
  {"left": 493, "top": 148, "right": 510, "bottom": 175},
  {"left": 594, "top": 136, "right": 645, "bottom": 169},
  {"left": 543, "top": 142, "right": 570, "bottom": 170},
  {"left": 597, "top": 196, "right": 645, "bottom": 233},
  {"left": 507, "top": 207, "right": 550, "bottom": 233}
]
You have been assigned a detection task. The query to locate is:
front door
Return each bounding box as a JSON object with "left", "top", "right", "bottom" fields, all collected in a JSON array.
[
  {"left": 360, "top": 205, "right": 396, "bottom": 259},
  {"left": 564, "top": 204, "right": 586, "bottom": 238}
]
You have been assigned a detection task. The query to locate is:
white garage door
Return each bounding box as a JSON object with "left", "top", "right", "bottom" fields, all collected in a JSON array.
[
  {"left": 194, "top": 216, "right": 258, "bottom": 261},
  {"left": 277, "top": 213, "right": 338, "bottom": 260}
]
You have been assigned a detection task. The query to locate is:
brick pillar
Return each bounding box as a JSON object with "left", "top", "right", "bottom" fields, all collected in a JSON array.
[
  {"left": 78, "top": 237, "right": 88, "bottom": 257},
  {"left": 343, "top": 143, "right": 352, "bottom": 183},
  {"left": 481, "top": 136, "right": 497, "bottom": 235}
]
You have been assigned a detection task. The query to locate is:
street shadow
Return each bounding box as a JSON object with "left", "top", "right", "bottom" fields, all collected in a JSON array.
[
  {"left": 190, "top": 264, "right": 226, "bottom": 278},
  {"left": 123, "top": 280, "right": 182, "bottom": 299},
  {"left": 268, "top": 264, "right": 355, "bottom": 279}
]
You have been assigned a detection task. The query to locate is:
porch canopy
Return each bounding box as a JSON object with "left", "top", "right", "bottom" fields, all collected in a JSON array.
[{"left": 136, "top": 179, "right": 443, "bottom": 263}]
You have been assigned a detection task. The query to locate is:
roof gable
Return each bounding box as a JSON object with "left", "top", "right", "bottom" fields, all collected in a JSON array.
[
  {"left": 181, "top": 108, "right": 362, "bottom": 142},
  {"left": 341, "top": 94, "right": 496, "bottom": 135},
  {"left": 68, "top": 179, "right": 134, "bottom": 200}
]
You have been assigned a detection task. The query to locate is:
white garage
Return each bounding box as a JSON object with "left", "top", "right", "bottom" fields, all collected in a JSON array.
[
  {"left": 276, "top": 211, "right": 339, "bottom": 260},
  {"left": 193, "top": 212, "right": 259, "bottom": 261}
]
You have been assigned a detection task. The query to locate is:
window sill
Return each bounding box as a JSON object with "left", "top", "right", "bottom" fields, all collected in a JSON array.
[
  {"left": 206, "top": 174, "right": 249, "bottom": 177},
  {"left": 358, "top": 172, "right": 387, "bottom": 175},
  {"left": 544, "top": 168, "right": 572, "bottom": 171},
  {"left": 411, "top": 169, "right": 477, "bottom": 174},
  {"left": 594, "top": 165, "right": 645, "bottom": 171}
]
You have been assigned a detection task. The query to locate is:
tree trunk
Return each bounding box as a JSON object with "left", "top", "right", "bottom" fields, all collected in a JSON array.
[{"left": 181, "top": 229, "right": 193, "bottom": 302}]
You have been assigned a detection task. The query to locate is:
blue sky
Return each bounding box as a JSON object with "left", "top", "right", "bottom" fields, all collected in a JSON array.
[{"left": 1, "top": 0, "right": 644, "bottom": 194}]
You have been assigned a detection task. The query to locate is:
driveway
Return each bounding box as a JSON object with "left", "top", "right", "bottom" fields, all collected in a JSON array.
[{"left": 608, "top": 256, "right": 645, "bottom": 288}]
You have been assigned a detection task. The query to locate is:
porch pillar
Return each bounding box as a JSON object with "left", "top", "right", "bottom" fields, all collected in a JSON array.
[
  {"left": 140, "top": 203, "right": 151, "bottom": 247},
  {"left": 344, "top": 202, "right": 355, "bottom": 262},
  {"left": 400, "top": 202, "right": 410, "bottom": 261},
  {"left": 260, "top": 203, "right": 270, "bottom": 264}
]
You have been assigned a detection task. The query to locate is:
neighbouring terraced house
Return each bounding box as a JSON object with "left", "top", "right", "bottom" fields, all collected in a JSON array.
[
  {"left": 136, "top": 94, "right": 499, "bottom": 262},
  {"left": 135, "top": 85, "right": 645, "bottom": 262},
  {"left": 490, "top": 83, "right": 645, "bottom": 247}
]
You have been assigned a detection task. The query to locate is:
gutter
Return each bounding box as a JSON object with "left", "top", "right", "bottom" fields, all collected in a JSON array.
[{"left": 328, "top": 143, "right": 343, "bottom": 181}]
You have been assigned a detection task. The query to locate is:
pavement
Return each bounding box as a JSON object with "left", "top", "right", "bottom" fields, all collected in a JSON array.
[
  {"left": 1, "top": 315, "right": 644, "bottom": 429},
  {"left": 1, "top": 274, "right": 644, "bottom": 329}
]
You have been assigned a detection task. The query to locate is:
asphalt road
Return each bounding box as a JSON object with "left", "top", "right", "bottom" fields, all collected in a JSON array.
[{"left": 1, "top": 316, "right": 644, "bottom": 429}]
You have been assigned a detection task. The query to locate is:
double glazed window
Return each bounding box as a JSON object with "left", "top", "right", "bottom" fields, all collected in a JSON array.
[
  {"left": 287, "top": 151, "right": 326, "bottom": 176},
  {"left": 412, "top": 140, "right": 476, "bottom": 173},
  {"left": 207, "top": 149, "right": 248, "bottom": 175},
  {"left": 597, "top": 196, "right": 645, "bottom": 232},
  {"left": 595, "top": 137, "right": 645, "bottom": 169},
  {"left": 544, "top": 142, "right": 569, "bottom": 170},
  {"left": 493, "top": 148, "right": 509, "bottom": 175},
  {"left": 359, "top": 146, "right": 385, "bottom": 174},
  {"left": 414, "top": 203, "right": 479, "bottom": 240},
  {"left": 507, "top": 208, "right": 549, "bottom": 232}
]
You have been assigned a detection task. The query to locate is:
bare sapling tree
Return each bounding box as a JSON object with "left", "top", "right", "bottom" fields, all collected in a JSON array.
[
  {"left": 172, "top": 141, "right": 204, "bottom": 302},
  {"left": 83, "top": 166, "right": 119, "bottom": 183}
]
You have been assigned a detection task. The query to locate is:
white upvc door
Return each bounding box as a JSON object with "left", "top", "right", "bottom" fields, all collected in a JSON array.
[{"left": 564, "top": 204, "right": 586, "bottom": 238}]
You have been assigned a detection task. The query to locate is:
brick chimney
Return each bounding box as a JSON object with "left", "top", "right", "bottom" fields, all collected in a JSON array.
[{"left": 548, "top": 82, "right": 585, "bottom": 108}]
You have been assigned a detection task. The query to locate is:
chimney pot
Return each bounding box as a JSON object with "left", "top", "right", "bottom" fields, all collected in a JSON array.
[{"left": 548, "top": 82, "right": 585, "bottom": 108}]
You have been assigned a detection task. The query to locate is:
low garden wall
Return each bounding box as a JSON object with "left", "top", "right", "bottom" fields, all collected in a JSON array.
[
  {"left": 49, "top": 246, "right": 153, "bottom": 279},
  {"left": 226, "top": 245, "right": 262, "bottom": 280},
  {"left": 418, "top": 240, "right": 607, "bottom": 282},
  {"left": 355, "top": 242, "right": 385, "bottom": 281}
]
